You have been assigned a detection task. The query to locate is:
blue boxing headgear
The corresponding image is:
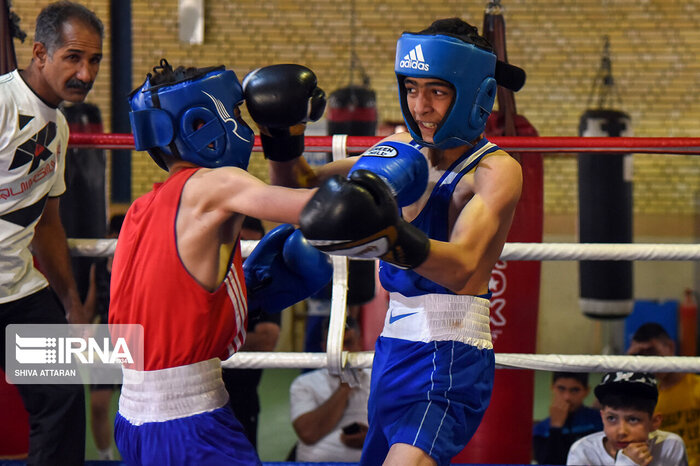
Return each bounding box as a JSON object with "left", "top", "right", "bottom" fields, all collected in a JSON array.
[
  {"left": 395, "top": 33, "right": 498, "bottom": 149},
  {"left": 128, "top": 62, "right": 254, "bottom": 171}
]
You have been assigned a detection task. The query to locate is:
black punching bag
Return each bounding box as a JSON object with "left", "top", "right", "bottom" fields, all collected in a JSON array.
[
  {"left": 578, "top": 109, "right": 633, "bottom": 318},
  {"left": 59, "top": 102, "right": 107, "bottom": 301},
  {"left": 325, "top": 85, "right": 378, "bottom": 305},
  {"left": 327, "top": 85, "right": 377, "bottom": 141}
]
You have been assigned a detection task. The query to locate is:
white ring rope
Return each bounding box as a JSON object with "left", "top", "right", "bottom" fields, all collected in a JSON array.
[
  {"left": 69, "top": 239, "right": 700, "bottom": 261},
  {"left": 221, "top": 352, "right": 700, "bottom": 373},
  {"left": 501, "top": 242, "right": 700, "bottom": 261},
  {"left": 68, "top": 238, "right": 117, "bottom": 257},
  {"left": 69, "top": 238, "right": 700, "bottom": 373},
  {"left": 494, "top": 354, "right": 700, "bottom": 373}
]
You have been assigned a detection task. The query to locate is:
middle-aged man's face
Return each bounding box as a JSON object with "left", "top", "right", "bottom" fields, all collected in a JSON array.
[{"left": 36, "top": 19, "right": 102, "bottom": 106}]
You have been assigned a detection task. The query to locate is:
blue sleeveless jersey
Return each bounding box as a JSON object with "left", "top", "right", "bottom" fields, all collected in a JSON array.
[{"left": 378, "top": 138, "right": 501, "bottom": 297}]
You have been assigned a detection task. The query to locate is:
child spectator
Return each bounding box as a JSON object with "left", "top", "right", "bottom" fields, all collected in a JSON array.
[
  {"left": 533, "top": 372, "right": 603, "bottom": 464},
  {"left": 567, "top": 371, "right": 687, "bottom": 465}
]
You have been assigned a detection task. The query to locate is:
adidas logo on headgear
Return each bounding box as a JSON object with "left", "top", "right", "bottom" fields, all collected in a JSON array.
[{"left": 399, "top": 45, "right": 429, "bottom": 71}]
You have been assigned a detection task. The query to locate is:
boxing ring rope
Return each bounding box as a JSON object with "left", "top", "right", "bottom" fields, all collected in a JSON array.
[
  {"left": 69, "top": 133, "right": 700, "bottom": 154},
  {"left": 68, "top": 239, "right": 700, "bottom": 262},
  {"left": 67, "top": 133, "right": 700, "bottom": 376},
  {"left": 66, "top": 238, "right": 700, "bottom": 375},
  {"left": 220, "top": 351, "right": 700, "bottom": 374}
]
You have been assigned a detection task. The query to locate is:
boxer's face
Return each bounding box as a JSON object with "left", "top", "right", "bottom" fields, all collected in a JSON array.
[
  {"left": 404, "top": 77, "right": 454, "bottom": 143},
  {"left": 36, "top": 19, "right": 102, "bottom": 105}
]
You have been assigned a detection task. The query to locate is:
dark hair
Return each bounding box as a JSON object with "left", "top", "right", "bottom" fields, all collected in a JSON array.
[
  {"left": 35, "top": 1, "right": 104, "bottom": 55},
  {"left": 631, "top": 322, "right": 673, "bottom": 343},
  {"left": 552, "top": 372, "right": 589, "bottom": 387},
  {"left": 418, "top": 17, "right": 493, "bottom": 52},
  {"left": 414, "top": 17, "right": 525, "bottom": 92},
  {"left": 597, "top": 393, "right": 657, "bottom": 416},
  {"left": 109, "top": 214, "right": 125, "bottom": 235},
  {"left": 148, "top": 58, "right": 222, "bottom": 88},
  {"left": 241, "top": 217, "right": 265, "bottom": 236}
]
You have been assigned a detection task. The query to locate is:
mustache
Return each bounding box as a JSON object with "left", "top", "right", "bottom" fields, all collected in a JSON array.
[{"left": 66, "top": 78, "right": 93, "bottom": 91}]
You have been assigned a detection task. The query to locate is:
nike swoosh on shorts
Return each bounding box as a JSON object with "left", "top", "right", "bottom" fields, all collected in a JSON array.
[{"left": 388, "top": 311, "right": 418, "bottom": 324}]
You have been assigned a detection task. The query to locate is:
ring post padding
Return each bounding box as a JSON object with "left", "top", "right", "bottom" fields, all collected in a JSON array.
[
  {"left": 326, "top": 255, "right": 349, "bottom": 377},
  {"left": 331, "top": 134, "right": 348, "bottom": 161}
]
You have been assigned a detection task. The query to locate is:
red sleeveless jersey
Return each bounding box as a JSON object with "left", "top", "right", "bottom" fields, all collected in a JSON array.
[{"left": 109, "top": 168, "right": 247, "bottom": 371}]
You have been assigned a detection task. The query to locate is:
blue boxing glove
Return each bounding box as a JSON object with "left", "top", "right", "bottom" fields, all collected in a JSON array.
[
  {"left": 244, "top": 224, "right": 332, "bottom": 313},
  {"left": 347, "top": 140, "right": 428, "bottom": 207}
]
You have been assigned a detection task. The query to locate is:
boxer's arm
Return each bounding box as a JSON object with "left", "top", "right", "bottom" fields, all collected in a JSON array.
[
  {"left": 270, "top": 131, "right": 411, "bottom": 189},
  {"left": 413, "top": 151, "right": 522, "bottom": 294},
  {"left": 268, "top": 156, "right": 358, "bottom": 189},
  {"left": 194, "top": 167, "right": 315, "bottom": 226}
]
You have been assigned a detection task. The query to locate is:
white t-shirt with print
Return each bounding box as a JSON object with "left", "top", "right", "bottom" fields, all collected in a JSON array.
[{"left": 0, "top": 70, "right": 68, "bottom": 303}]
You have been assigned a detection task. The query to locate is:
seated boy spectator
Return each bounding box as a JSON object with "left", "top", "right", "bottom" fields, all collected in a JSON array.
[
  {"left": 567, "top": 371, "right": 688, "bottom": 466},
  {"left": 533, "top": 372, "right": 603, "bottom": 464},
  {"left": 289, "top": 316, "right": 369, "bottom": 462},
  {"left": 628, "top": 322, "right": 700, "bottom": 466}
]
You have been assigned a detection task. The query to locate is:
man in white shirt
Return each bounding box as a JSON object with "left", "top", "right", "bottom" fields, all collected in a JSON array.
[
  {"left": 290, "top": 316, "right": 370, "bottom": 462},
  {"left": 0, "top": 2, "right": 102, "bottom": 464}
]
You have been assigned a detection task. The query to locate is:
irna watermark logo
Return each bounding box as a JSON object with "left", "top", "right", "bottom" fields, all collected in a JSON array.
[{"left": 6, "top": 324, "right": 143, "bottom": 384}]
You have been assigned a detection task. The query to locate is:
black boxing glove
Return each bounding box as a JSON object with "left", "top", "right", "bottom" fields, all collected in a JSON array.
[
  {"left": 299, "top": 170, "right": 430, "bottom": 269},
  {"left": 242, "top": 64, "right": 326, "bottom": 162}
]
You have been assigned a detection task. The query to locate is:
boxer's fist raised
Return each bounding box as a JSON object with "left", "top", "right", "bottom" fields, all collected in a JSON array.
[
  {"left": 300, "top": 170, "right": 430, "bottom": 269},
  {"left": 348, "top": 141, "right": 428, "bottom": 207},
  {"left": 243, "top": 64, "right": 326, "bottom": 161}
]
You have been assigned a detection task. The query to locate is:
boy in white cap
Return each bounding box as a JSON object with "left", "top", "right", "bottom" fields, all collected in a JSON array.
[{"left": 567, "top": 371, "right": 688, "bottom": 465}]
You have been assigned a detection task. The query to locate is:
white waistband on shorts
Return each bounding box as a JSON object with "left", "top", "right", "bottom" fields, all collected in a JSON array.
[
  {"left": 381, "top": 292, "right": 493, "bottom": 349},
  {"left": 118, "top": 358, "right": 229, "bottom": 425}
]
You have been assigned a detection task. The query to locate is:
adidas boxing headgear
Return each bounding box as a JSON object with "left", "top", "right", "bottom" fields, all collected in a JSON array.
[
  {"left": 395, "top": 33, "right": 498, "bottom": 149},
  {"left": 129, "top": 62, "right": 254, "bottom": 171}
]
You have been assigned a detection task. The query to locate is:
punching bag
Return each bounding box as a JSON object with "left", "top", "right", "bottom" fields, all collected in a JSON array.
[
  {"left": 578, "top": 109, "right": 633, "bottom": 318},
  {"left": 59, "top": 102, "right": 107, "bottom": 302},
  {"left": 327, "top": 85, "right": 378, "bottom": 139},
  {"left": 324, "top": 85, "right": 377, "bottom": 307},
  {"left": 453, "top": 2, "right": 543, "bottom": 463}
]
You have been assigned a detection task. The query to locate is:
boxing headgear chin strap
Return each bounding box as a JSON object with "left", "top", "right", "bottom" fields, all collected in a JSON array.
[
  {"left": 395, "top": 33, "right": 498, "bottom": 150},
  {"left": 129, "top": 67, "right": 255, "bottom": 171}
]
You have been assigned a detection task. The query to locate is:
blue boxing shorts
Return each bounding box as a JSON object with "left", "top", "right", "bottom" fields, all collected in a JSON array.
[
  {"left": 360, "top": 336, "right": 494, "bottom": 466},
  {"left": 115, "top": 406, "right": 261, "bottom": 466},
  {"left": 114, "top": 358, "right": 261, "bottom": 466}
]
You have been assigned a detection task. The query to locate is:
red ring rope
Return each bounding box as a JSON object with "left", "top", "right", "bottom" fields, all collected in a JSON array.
[{"left": 68, "top": 133, "right": 700, "bottom": 154}]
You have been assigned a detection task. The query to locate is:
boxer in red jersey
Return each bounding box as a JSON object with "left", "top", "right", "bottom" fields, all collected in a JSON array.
[{"left": 109, "top": 60, "right": 330, "bottom": 465}]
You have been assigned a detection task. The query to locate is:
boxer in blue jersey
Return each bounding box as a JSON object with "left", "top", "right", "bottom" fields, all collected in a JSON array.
[{"left": 250, "top": 18, "right": 526, "bottom": 466}]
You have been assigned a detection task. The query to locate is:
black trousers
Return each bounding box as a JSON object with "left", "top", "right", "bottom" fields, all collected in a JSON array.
[
  {"left": 0, "top": 288, "right": 86, "bottom": 466},
  {"left": 221, "top": 367, "right": 260, "bottom": 448}
]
